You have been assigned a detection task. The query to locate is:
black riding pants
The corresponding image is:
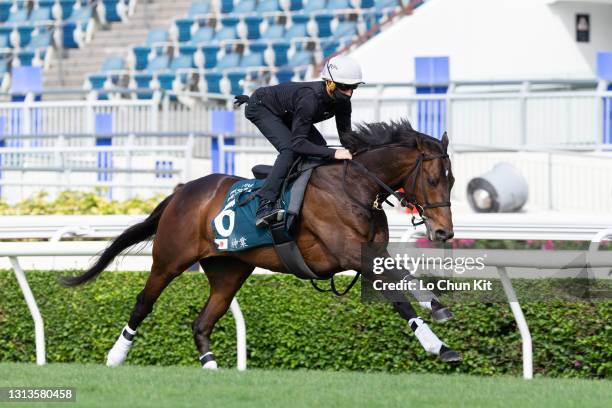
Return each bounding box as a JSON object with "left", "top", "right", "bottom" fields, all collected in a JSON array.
[{"left": 245, "top": 97, "right": 327, "bottom": 202}]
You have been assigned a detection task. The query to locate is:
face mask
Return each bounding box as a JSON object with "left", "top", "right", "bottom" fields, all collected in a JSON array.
[{"left": 332, "top": 88, "right": 351, "bottom": 104}]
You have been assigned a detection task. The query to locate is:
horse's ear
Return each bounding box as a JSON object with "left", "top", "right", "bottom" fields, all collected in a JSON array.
[
  {"left": 415, "top": 135, "right": 425, "bottom": 152},
  {"left": 441, "top": 131, "right": 449, "bottom": 152}
]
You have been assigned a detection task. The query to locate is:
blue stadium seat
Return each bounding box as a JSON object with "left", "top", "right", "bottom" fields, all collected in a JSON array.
[
  {"left": 0, "top": 27, "right": 12, "bottom": 46},
  {"left": 6, "top": 9, "right": 29, "bottom": 25},
  {"left": 360, "top": 0, "right": 375, "bottom": 8},
  {"left": 201, "top": 44, "right": 221, "bottom": 69},
  {"left": 63, "top": 6, "right": 92, "bottom": 48},
  {"left": 189, "top": 27, "right": 215, "bottom": 44},
  {"left": 175, "top": 19, "right": 194, "bottom": 42},
  {"left": 233, "top": 0, "right": 256, "bottom": 14},
  {"left": 248, "top": 41, "right": 267, "bottom": 55},
  {"left": 146, "top": 55, "right": 171, "bottom": 73},
  {"left": 327, "top": 0, "right": 352, "bottom": 10},
  {"left": 187, "top": 1, "right": 211, "bottom": 17},
  {"left": 88, "top": 56, "right": 125, "bottom": 96},
  {"left": 215, "top": 52, "right": 240, "bottom": 71},
  {"left": 275, "top": 68, "right": 294, "bottom": 83},
  {"left": 374, "top": 0, "right": 397, "bottom": 10},
  {"left": 302, "top": 0, "right": 326, "bottom": 12},
  {"left": 203, "top": 72, "right": 223, "bottom": 94},
  {"left": 240, "top": 52, "right": 265, "bottom": 69},
  {"left": 101, "top": 0, "right": 123, "bottom": 23},
  {"left": 133, "top": 46, "right": 151, "bottom": 70},
  {"left": 271, "top": 42, "right": 290, "bottom": 66},
  {"left": 18, "top": 30, "right": 51, "bottom": 66},
  {"left": 101, "top": 56, "right": 125, "bottom": 72},
  {"left": 145, "top": 29, "right": 170, "bottom": 47},
  {"left": 158, "top": 55, "right": 195, "bottom": 89},
  {"left": 285, "top": 0, "right": 304, "bottom": 11},
  {"left": 285, "top": 20, "right": 309, "bottom": 40},
  {"left": 334, "top": 21, "right": 358, "bottom": 39},
  {"left": 244, "top": 16, "right": 263, "bottom": 39},
  {"left": 58, "top": 0, "right": 76, "bottom": 20},
  {"left": 260, "top": 24, "right": 284, "bottom": 42},
  {"left": 133, "top": 55, "right": 170, "bottom": 98},
  {"left": 363, "top": 9, "right": 383, "bottom": 33},
  {"left": 29, "top": 7, "right": 53, "bottom": 24},
  {"left": 214, "top": 25, "right": 238, "bottom": 43},
  {"left": 288, "top": 50, "right": 313, "bottom": 66},
  {"left": 321, "top": 39, "right": 339, "bottom": 58},
  {"left": 0, "top": 1, "right": 11, "bottom": 23},
  {"left": 227, "top": 71, "right": 245, "bottom": 95},
  {"left": 256, "top": 0, "right": 281, "bottom": 13},
  {"left": 220, "top": 0, "right": 234, "bottom": 13},
  {"left": 0, "top": 34, "right": 10, "bottom": 49},
  {"left": 314, "top": 13, "right": 334, "bottom": 37}
]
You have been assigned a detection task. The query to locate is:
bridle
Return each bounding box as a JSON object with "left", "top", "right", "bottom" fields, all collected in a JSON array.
[
  {"left": 344, "top": 144, "right": 452, "bottom": 227},
  {"left": 316, "top": 143, "right": 452, "bottom": 296}
]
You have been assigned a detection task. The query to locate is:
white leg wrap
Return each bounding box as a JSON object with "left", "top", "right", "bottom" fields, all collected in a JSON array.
[
  {"left": 418, "top": 301, "right": 432, "bottom": 310},
  {"left": 409, "top": 317, "right": 443, "bottom": 355},
  {"left": 202, "top": 360, "right": 218, "bottom": 370},
  {"left": 106, "top": 325, "right": 135, "bottom": 367},
  {"left": 200, "top": 352, "right": 218, "bottom": 370}
]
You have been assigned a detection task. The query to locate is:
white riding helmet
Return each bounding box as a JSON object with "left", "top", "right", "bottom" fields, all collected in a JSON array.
[{"left": 321, "top": 55, "right": 364, "bottom": 85}]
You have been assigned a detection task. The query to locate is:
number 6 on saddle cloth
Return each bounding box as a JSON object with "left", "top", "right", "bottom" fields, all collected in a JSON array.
[{"left": 211, "top": 158, "right": 324, "bottom": 280}]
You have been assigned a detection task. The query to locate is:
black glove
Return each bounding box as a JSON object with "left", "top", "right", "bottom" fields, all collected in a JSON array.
[{"left": 233, "top": 95, "right": 250, "bottom": 109}]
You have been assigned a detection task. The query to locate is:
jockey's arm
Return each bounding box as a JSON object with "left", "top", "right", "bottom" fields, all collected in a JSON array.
[
  {"left": 291, "top": 93, "right": 336, "bottom": 158},
  {"left": 335, "top": 100, "right": 352, "bottom": 136}
]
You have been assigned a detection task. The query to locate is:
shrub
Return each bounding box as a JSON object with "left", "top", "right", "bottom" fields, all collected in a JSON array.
[{"left": 0, "top": 271, "right": 609, "bottom": 378}]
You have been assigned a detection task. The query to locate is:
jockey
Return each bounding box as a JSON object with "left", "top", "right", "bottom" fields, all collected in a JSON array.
[{"left": 234, "top": 55, "right": 364, "bottom": 228}]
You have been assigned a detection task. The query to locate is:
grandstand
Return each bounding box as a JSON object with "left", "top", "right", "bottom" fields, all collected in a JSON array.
[{"left": 0, "top": 0, "right": 419, "bottom": 98}]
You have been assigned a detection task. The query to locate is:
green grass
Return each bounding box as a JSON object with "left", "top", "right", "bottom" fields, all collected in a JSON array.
[{"left": 0, "top": 363, "right": 610, "bottom": 408}]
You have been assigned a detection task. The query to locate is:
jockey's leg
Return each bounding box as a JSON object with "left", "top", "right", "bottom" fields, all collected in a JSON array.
[
  {"left": 192, "top": 257, "right": 253, "bottom": 369},
  {"left": 244, "top": 96, "right": 295, "bottom": 226}
]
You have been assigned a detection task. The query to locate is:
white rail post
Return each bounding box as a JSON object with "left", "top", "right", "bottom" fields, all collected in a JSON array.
[
  {"left": 184, "top": 133, "right": 194, "bottom": 182},
  {"left": 497, "top": 266, "right": 533, "bottom": 379},
  {"left": 126, "top": 133, "right": 135, "bottom": 199},
  {"left": 218, "top": 133, "right": 225, "bottom": 174},
  {"left": 9, "top": 256, "right": 46, "bottom": 365},
  {"left": 230, "top": 297, "right": 247, "bottom": 371}
]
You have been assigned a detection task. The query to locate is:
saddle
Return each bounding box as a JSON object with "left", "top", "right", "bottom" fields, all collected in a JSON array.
[{"left": 252, "top": 158, "right": 326, "bottom": 280}]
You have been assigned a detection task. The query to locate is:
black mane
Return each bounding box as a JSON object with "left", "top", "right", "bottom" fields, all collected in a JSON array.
[{"left": 339, "top": 119, "right": 444, "bottom": 154}]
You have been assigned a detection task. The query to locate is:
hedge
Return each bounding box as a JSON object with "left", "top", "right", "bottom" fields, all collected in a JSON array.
[
  {"left": 0, "top": 271, "right": 609, "bottom": 378},
  {"left": 0, "top": 191, "right": 164, "bottom": 215}
]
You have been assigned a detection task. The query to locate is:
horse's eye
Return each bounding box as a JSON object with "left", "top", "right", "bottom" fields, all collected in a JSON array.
[{"left": 427, "top": 176, "right": 438, "bottom": 187}]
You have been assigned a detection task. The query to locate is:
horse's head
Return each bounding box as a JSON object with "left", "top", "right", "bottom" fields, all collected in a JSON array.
[{"left": 403, "top": 132, "right": 455, "bottom": 242}]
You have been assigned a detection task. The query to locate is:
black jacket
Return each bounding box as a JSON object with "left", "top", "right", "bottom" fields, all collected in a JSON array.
[{"left": 252, "top": 81, "right": 352, "bottom": 158}]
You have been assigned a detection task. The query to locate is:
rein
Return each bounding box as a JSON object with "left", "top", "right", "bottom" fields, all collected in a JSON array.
[{"left": 347, "top": 145, "right": 451, "bottom": 226}]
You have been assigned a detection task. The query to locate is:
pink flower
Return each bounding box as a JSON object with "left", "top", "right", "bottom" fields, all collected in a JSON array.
[{"left": 543, "top": 240, "right": 554, "bottom": 250}]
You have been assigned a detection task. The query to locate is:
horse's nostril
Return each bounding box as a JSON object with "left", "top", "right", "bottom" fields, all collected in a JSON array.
[{"left": 435, "top": 229, "right": 454, "bottom": 241}]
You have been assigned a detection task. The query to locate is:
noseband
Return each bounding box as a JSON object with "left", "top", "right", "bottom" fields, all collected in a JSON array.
[{"left": 345, "top": 147, "right": 451, "bottom": 227}]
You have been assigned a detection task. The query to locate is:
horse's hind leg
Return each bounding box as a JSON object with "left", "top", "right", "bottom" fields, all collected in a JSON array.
[
  {"left": 193, "top": 257, "right": 253, "bottom": 369},
  {"left": 106, "top": 260, "right": 185, "bottom": 367}
]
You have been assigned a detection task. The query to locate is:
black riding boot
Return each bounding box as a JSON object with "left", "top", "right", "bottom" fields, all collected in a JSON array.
[{"left": 255, "top": 198, "right": 285, "bottom": 228}]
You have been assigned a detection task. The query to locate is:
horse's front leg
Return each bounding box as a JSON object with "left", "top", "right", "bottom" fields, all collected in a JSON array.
[
  {"left": 360, "top": 264, "right": 461, "bottom": 362},
  {"left": 379, "top": 256, "right": 453, "bottom": 322}
]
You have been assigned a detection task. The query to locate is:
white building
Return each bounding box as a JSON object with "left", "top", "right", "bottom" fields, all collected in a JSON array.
[{"left": 350, "top": 0, "right": 612, "bottom": 82}]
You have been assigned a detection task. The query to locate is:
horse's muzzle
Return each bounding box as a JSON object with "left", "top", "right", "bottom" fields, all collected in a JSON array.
[{"left": 434, "top": 229, "right": 454, "bottom": 242}]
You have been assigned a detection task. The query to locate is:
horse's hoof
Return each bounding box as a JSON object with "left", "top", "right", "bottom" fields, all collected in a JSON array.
[
  {"left": 431, "top": 306, "right": 453, "bottom": 322},
  {"left": 202, "top": 360, "right": 218, "bottom": 370},
  {"left": 200, "top": 352, "right": 218, "bottom": 370},
  {"left": 439, "top": 345, "right": 461, "bottom": 363}
]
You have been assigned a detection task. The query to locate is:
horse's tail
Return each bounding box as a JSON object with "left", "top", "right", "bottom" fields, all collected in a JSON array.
[{"left": 60, "top": 194, "right": 174, "bottom": 287}]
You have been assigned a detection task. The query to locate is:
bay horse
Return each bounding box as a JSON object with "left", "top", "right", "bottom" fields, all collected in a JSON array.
[{"left": 62, "top": 120, "right": 461, "bottom": 368}]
